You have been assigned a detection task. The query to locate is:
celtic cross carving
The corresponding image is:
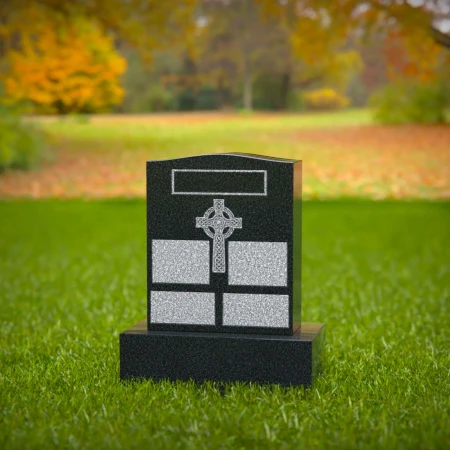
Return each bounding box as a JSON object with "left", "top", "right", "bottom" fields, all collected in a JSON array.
[{"left": 196, "top": 199, "right": 242, "bottom": 273}]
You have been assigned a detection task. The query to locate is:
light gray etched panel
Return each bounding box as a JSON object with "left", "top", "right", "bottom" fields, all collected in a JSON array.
[
  {"left": 228, "top": 241, "right": 287, "bottom": 286},
  {"left": 223, "top": 293, "right": 289, "bottom": 328},
  {"left": 150, "top": 291, "right": 215, "bottom": 325},
  {"left": 152, "top": 240, "right": 210, "bottom": 284}
]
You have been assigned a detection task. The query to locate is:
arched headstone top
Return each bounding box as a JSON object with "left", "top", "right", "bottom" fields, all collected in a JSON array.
[{"left": 150, "top": 152, "right": 299, "bottom": 164}]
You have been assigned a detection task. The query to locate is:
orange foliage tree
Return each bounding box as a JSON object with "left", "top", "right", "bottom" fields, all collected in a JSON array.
[
  {"left": 384, "top": 29, "right": 449, "bottom": 84},
  {"left": 258, "top": 0, "right": 449, "bottom": 84},
  {"left": 0, "top": 0, "right": 198, "bottom": 64},
  {"left": 2, "top": 13, "right": 126, "bottom": 114}
]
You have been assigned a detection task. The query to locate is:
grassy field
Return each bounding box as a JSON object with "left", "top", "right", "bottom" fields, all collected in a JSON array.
[
  {"left": 1, "top": 109, "right": 449, "bottom": 199},
  {"left": 1, "top": 200, "right": 449, "bottom": 449}
]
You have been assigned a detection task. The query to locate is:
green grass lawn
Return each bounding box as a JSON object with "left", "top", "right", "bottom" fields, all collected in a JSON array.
[{"left": 1, "top": 200, "right": 449, "bottom": 449}]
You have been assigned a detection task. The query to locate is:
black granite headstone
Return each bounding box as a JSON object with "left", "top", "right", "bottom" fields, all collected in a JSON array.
[{"left": 120, "top": 153, "right": 325, "bottom": 386}]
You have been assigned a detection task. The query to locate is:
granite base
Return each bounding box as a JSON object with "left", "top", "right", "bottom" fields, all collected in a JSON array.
[{"left": 120, "top": 319, "right": 325, "bottom": 387}]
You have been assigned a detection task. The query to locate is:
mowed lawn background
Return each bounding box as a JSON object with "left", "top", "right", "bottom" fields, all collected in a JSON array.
[{"left": 1, "top": 111, "right": 449, "bottom": 449}]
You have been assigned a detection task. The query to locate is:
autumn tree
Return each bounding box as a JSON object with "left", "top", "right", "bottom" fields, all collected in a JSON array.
[
  {"left": 0, "top": 0, "right": 199, "bottom": 113},
  {"left": 3, "top": 13, "right": 126, "bottom": 114},
  {"left": 0, "top": 0, "right": 198, "bottom": 62}
]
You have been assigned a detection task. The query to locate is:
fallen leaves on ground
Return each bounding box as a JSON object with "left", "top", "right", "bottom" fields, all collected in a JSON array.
[{"left": 0, "top": 118, "right": 449, "bottom": 200}]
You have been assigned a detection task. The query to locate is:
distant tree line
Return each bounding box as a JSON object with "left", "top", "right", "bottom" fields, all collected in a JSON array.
[{"left": 0, "top": 0, "right": 448, "bottom": 119}]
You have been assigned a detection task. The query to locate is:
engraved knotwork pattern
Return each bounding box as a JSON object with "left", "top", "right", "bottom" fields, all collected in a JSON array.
[{"left": 196, "top": 199, "right": 242, "bottom": 273}]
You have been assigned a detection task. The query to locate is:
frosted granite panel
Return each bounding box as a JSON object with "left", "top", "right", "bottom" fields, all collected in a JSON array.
[
  {"left": 228, "top": 241, "right": 287, "bottom": 286},
  {"left": 152, "top": 240, "right": 209, "bottom": 284},
  {"left": 223, "top": 293, "right": 289, "bottom": 328},
  {"left": 150, "top": 291, "right": 215, "bottom": 325}
]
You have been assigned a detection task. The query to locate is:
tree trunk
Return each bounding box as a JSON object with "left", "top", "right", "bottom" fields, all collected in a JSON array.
[
  {"left": 241, "top": 0, "right": 253, "bottom": 111},
  {"left": 279, "top": 73, "right": 291, "bottom": 110},
  {"left": 217, "top": 75, "right": 224, "bottom": 109},
  {"left": 243, "top": 48, "right": 252, "bottom": 110}
]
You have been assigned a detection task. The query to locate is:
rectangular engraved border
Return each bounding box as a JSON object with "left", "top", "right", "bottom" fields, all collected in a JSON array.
[{"left": 171, "top": 169, "right": 267, "bottom": 196}]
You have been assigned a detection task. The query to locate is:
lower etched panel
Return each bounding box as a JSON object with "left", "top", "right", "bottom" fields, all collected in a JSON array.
[
  {"left": 223, "top": 293, "right": 289, "bottom": 328},
  {"left": 150, "top": 291, "right": 215, "bottom": 325}
]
